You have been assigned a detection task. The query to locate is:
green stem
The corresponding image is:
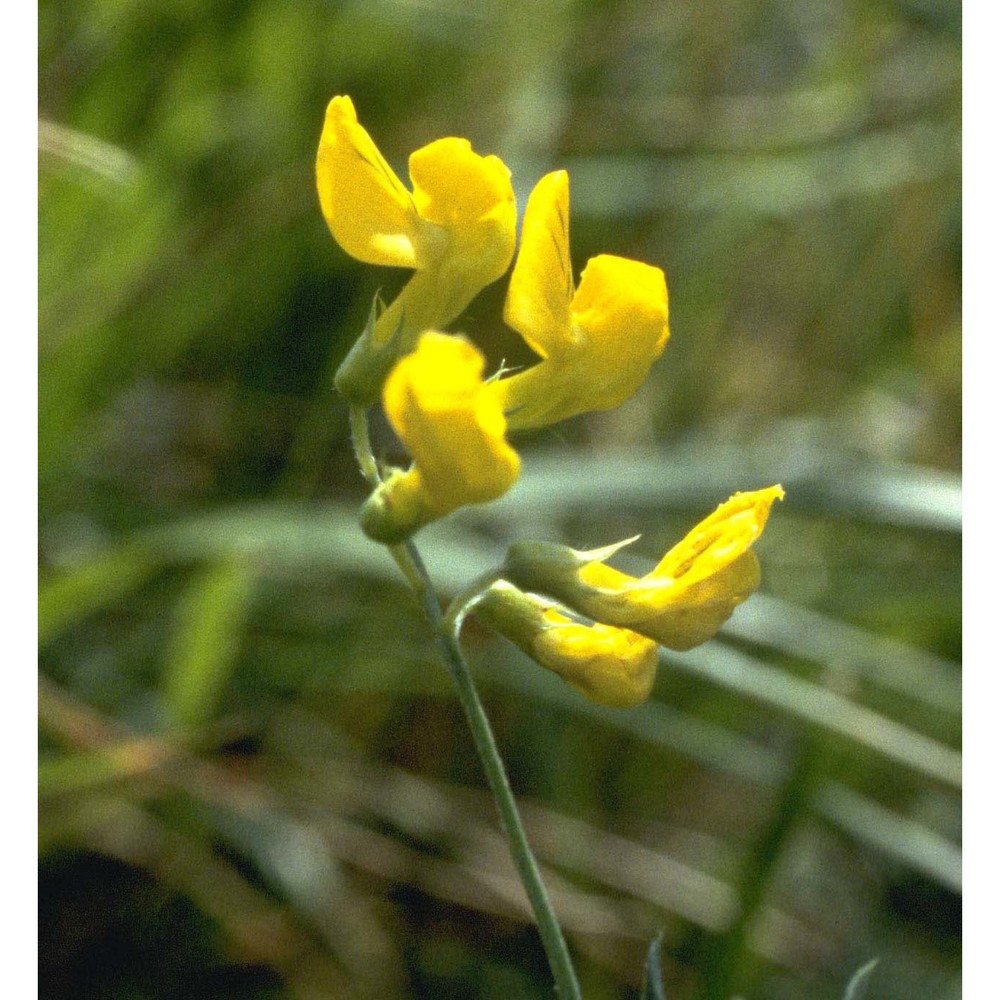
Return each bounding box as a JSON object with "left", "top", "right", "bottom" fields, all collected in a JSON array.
[
  {"left": 395, "top": 541, "right": 581, "bottom": 1000},
  {"left": 443, "top": 567, "right": 506, "bottom": 634},
  {"left": 348, "top": 404, "right": 580, "bottom": 998}
]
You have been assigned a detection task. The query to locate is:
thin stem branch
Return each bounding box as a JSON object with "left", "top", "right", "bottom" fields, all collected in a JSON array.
[
  {"left": 443, "top": 567, "right": 506, "bottom": 634},
  {"left": 397, "top": 541, "right": 581, "bottom": 1000},
  {"left": 347, "top": 404, "right": 581, "bottom": 999},
  {"left": 349, "top": 404, "right": 381, "bottom": 485}
]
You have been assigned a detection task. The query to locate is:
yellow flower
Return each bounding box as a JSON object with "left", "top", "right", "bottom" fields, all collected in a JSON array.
[
  {"left": 473, "top": 581, "right": 659, "bottom": 707},
  {"left": 317, "top": 96, "right": 517, "bottom": 403},
  {"left": 491, "top": 170, "right": 669, "bottom": 430},
  {"left": 503, "top": 486, "right": 784, "bottom": 650},
  {"left": 360, "top": 332, "right": 520, "bottom": 543}
]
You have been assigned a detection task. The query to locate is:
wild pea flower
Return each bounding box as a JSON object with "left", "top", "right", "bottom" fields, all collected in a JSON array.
[
  {"left": 473, "top": 581, "right": 659, "bottom": 707},
  {"left": 360, "top": 331, "right": 520, "bottom": 544},
  {"left": 491, "top": 170, "right": 669, "bottom": 430},
  {"left": 503, "top": 486, "right": 784, "bottom": 651},
  {"left": 317, "top": 96, "right": 517, "bottom": 404}
]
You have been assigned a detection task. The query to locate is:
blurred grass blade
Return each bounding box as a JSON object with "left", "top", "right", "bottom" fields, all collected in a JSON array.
[
  {"left": 818, "top": 463, "right": 961, "bottom": 532},
  {"left": 725, "top": 594, "right": 961, "bottom": 716},
  {"left": 38, "top": 674, "right": 179, "bottom": 797},
  {"left": 204, "top": 800, "right": 344, "bottom": 924},
  {"left": 39, "top": 542, "right": 159, "bottom": 647},
  {"left": 162, "top": 558, "right": 258, "bottom": 732},
  {"left": 568, "top": 121, "right": 958, "bottom": 216},
  {"left": 40, "top": 505, "right": 961, "bottom": 786},
  {"left": 480, "top": 645, "right": 960, "bottom": 888},
  {"left": 38, "top": 119, "right": 141, "bottom": 188},
  {"left": 485, "top": 425, "right": 961, "bottom": 533},
  {"left": 667, "top": 644, "right": 961, "bottom": 788},
  {"left": 842, "top": 958, "right": 879, "bottom": 1000},
  {"left": 815, "top": 784, "right": 961, "bottom": 891},
  {"left": 39, "top": 505, "right": 430, "bottom": 656},
  {"left": 476, "top": 651, "right": 787, "bottom": 787},
  {"left": 149, "top": 503, "right": 394, "bottom": 576},
  {"left": 640, "top": 934, "right": 667, "bottom": 1000},
  {"left": 38, "top": 741, "right": 172, "bottom": 798}
]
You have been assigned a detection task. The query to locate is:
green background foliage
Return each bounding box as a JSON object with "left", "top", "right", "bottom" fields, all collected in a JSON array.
[{"left": 39, "top": 0, "right": 960, "bottom": 997}]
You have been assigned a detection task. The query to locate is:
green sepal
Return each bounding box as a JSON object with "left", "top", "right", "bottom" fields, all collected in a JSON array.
[
  {"left": 358, "top": 467, "right": 434, "bottom": 545},
  {"left": 333, "top": 293, "right": 407, "bottom": 405},
  {"left": 502, "top": 535, "right": 639, "bottom": 595}
]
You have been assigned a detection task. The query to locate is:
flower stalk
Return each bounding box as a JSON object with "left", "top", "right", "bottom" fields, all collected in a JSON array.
[
  {"left": 348, "top": 406, "right": 581, "bottom": 999},
  {"left": 323, "top": 97, "right": 782, "bottom": 995}
]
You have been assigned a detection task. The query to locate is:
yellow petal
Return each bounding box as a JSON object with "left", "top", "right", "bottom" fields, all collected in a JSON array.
[
  {"left": 374, "top": 141, "right": 516, "bottom": 345},
  {"left": 496, "top": 169, "right": 669, "bottom": 430},
  {"left": 383, "top": 332, "right": 520, "bottom": 514},
  {"left": 325, "top": 100, "right": 518, "bottom": 406},
  {"left": 502, "top": 170, "right": 573, "bottom": 359},
  {"left": 568, "top": 254, "right": 669, "bottom": 402},
  {"left": 410, "top": 138, "right": 517, "bottom": 270},
  {"left": 501, "top": 488, "right": 782, "bottom": 651},
  {"left": 577, "top": 486, "right": 783, "bottom": 648},
  {"left": 316, "top": 96, "right": 433, "bottom": 268},
  {"left": 533, "top": 609, "right": 659, "bottom": 707},
  {"left": 619, "top": 549, "right": 763, "bottom": 650},
  {"left": 650, "top": 485, "right": 784, "bottom": 583},
  {"left": 472, "top": 581, "right": 658, "bottom": 707}
]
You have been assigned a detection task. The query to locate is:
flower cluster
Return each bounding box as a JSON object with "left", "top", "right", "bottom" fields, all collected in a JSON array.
[{"left": 318, "top": 97, "right": 782, "bottom": 706}]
